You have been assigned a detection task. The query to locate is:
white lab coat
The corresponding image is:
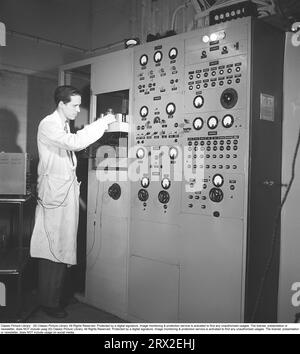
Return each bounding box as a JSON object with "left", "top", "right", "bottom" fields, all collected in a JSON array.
[{"left": 30, "top": 110, "right": 110, "bottom": 265}]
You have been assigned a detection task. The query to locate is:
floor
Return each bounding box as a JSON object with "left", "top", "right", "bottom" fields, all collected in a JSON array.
[{"left": 25, "top": 298, "right": 127, "bottom": 323}]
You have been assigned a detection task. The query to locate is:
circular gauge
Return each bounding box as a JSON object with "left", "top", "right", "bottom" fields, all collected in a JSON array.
[
  {"left": 158, "top": 190, "right": 170, "bottom": 204},
  {"left": 154, "top": 51, "right": 163, "bottom": 63},
  {"left": 222, "top": 114, "right": 234, "bottom": 128},
  {"left": 209, "top": 188, "right": 224, "bottom": 203},
  {"left": 207, "top": 116, "right": 218, "bottom": 129},
  {"left": 136, "top": 148, "right": 146, "bottom": 159},
  {"left": 193, "top": 95, "right": 204, "bottom": 109},
  {"left": 169, "top": 147, "right": 178, "bottom": 159},
  {"left": 220, "top": 88, "right": 238, "bottom": 109},
  {"left": 166, "top": 103, "right": 176, "bottom": 116},
  {"left": 161, "top": 178, "right": 171, "bottom": 190},
  {"left": 212, "top": 174, "right": 224, "bottom": 187},
  {"left": 193, "top": 117, "right": 204, "bottom": 130},
  {"left": 202, "top": 35, "right": 210, "bottom": 43},
  {"left": 141, "top": 177, "right": 150, "bottom": 188},
  {"left": 138, "top": 189, "right": 149, "bottom": 202},
  {"left": 140, "top": 106, "right": 149, "bottom": 118},
  {"left": 140, "top": 54, "right": 148, "bottom": 66},
  {"left": 169, "top": 47, "right": 178, "bottom": 60}
]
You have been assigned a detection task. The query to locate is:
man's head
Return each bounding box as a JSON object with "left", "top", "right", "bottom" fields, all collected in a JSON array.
[{"left": 54, "top": 85, "right": 82, "bottom": 121}]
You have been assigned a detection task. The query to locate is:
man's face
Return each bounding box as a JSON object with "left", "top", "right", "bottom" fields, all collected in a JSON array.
[{"left": 60, "top": 94, "right": 81, "bottom": 120}]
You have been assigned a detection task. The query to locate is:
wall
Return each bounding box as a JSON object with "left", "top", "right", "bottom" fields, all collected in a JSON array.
[
  {"left": 278, "top": 32, "right": 300, "bottom": 323},
  {"left": 90, "top": 0, "right": 196, "bottom": 53},
  {"left": 0, "top": 0, "right": 92, "bottom": 76}
]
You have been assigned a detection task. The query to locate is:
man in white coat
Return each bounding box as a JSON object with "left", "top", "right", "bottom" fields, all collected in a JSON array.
[{"left": 30, "top": 85, "right": 116, "bottom": 318}]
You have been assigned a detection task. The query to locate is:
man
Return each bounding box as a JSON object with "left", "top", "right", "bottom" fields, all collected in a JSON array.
[{"left": 30, "top": 85, "right": 116, "bottom": 318}]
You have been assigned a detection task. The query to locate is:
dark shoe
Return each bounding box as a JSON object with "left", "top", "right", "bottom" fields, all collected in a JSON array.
[{"left": 41, "top": 306, "right": 68, "bottom": 319}]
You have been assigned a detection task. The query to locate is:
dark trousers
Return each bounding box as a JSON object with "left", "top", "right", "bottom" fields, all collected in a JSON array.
[{"left": 38, "top": 259, "right": 67, "bottom": 308}]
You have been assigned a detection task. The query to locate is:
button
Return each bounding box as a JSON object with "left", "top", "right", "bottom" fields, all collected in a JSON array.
[{"left": 213, "top": 211, "right": 220, "bottom": 217}]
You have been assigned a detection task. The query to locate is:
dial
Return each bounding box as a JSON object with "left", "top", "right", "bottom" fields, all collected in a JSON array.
[
  {"left": 141, "top": 177, "right": 150, "bottom": 188},
  {"left": 209, "top": 188, "right": 224, "bottom": 203},
  {"left": 169, "top": 147, "right": 178, "bottom": 159},
  {"left": 222, "top": 114, "right": 234, "bottom": 128},
  {"left": 207, "top": 116, "right": 218, "bottom": 130},
  {"left": 220, "top": 88, "right": 238, "bottom": 109},
  {"left": 158, "top": 190, "right": 170, "bottom": 204},
  {"left": 138, "top": 189, "right": 149, "bottom": 202},
  {"left": 193, "top": 117, "right": 204, "bottom": 130},
  {"left": 140, "top": 54, "right": 148, "bottom": 66},
  {"left": 136, "top": 148, "right": 146, "bottom": 159},
  {"left": 169, "top": 47, "right": 178, "bottom": 60},
  {"left": 161, "top": 178, "right": 171, "bottom": 190},
  {"left": 193, "top": 95, "right": 204, "bottom": 109},
  {"left": 166, "top": 103, "right": 176, "bottom": 116},
  {"left": 154, "top": 51, "right": 163, "bottom": 63},
  {"left": 140, "top": 106, "right": 149, "bottom": 118},
  {"left": 212, "top": 174, "right": 224, "bottom": 187}
]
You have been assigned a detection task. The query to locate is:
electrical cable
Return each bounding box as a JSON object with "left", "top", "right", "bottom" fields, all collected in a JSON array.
[
  {"left": 86, "top": 182, "right": 105, "bottom": 270},
  {"left": 251, "top": 122, "right": 300, "bottom": 322}
]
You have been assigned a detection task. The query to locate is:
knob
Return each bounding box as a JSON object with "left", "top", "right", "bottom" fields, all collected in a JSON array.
[
  {"left": 158, "top": 190, "right": 170, "bottom": 204},
  {"left": 108, "top": 183, "right": 121, "bottom": 200},
  {"left": 220, "top": 88, "right": 238, "bottom": 109},
  {"left": 138, "top": 189, "right": 149, "bottom": 202},
  {"left": 209, "top": 188, "right": 224, "bottom": 203}
]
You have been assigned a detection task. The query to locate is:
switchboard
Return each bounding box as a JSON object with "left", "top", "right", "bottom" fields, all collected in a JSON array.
[{"left": 129, "top": 17, "right": 284, "bottom": 322}]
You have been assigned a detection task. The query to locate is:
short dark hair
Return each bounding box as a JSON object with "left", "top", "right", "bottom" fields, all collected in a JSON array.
[{"left": 54, "top": 85, "right": 81, "bottom": 107}]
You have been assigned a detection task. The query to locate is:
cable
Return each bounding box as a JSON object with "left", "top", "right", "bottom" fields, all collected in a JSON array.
[
  {"left": 86, "top": 184, "right": 106, "bottom": 271},
  {"left": 251, "top": 123, "right": 300, "bottom": 322}
]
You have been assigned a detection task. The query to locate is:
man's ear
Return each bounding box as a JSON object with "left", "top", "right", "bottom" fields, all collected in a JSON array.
[{"left": 58, "top": 101, "right": 64, "bottom": 109}]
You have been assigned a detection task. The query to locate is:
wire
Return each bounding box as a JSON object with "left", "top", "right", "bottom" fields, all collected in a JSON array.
[
  {"left": 251, "top": 122, "right": 300, "bottom": 322},
  {"left": 86, "top": 182, "right": 106, "bottom": 270}
]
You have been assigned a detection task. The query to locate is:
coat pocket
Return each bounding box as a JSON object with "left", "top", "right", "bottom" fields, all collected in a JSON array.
[{"left": 40, "top": 175, "right": 73, "bottom": 207}]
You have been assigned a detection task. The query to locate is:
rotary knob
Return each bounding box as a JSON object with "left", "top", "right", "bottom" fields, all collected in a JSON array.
[
  {"left": 138, "top": 189, "right": 149, "bottom": 202},
  {"left": 209, "top": 188, "right": 224, "bottom": 203},
  {"left": 220, "top": 88, "right": 238, "bottom": 109},
  {"left": 158, "top": 190, "right": 170, "bottom": 204}
]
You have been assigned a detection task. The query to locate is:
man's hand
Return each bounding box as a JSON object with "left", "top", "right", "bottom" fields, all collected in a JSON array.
[{"left": 103, "top": 113, "right": 116, "bottom": 125}]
